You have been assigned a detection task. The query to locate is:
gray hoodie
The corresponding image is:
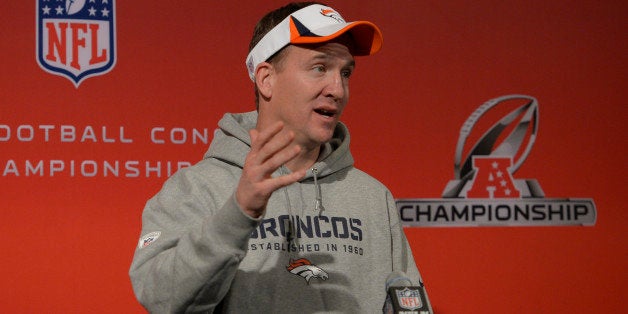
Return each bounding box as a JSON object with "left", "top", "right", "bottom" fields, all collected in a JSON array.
[{"left": 129, "top": 111, "right": 429, "bottom": 313}]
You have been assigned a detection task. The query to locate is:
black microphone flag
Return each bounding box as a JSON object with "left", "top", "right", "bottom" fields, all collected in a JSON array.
[{"left": 383, "top": 271, "right": 431, "bottom": 314}]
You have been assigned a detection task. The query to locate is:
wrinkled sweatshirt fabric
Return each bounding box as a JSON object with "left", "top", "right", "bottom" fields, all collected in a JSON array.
[{"left": 129, "top": 111, "right": 430, "bottom": 313}]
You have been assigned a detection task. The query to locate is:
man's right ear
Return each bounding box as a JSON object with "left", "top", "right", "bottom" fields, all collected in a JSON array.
[{"left": 254, "top": 62, "right": 273, "bottom": 100}]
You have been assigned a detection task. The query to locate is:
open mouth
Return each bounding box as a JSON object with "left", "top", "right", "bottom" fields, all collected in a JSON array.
[{"left": 314, "top": 108, "right": 336, "bottom": 117}]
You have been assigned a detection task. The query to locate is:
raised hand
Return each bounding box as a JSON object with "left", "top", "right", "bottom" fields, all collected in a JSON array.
[{"left": 235, "top": 122, "right": 306, "bottom": 218}]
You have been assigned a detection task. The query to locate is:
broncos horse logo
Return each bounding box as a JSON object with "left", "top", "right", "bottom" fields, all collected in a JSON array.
[
  {"left": 319, "top": 8, "right": 345, "bottom": 23},
  {"left": 286, "top": 258, "right": 329, "bottom": 284}
]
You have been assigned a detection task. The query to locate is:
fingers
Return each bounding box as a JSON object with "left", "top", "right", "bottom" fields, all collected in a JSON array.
[
  {"left": 273, "top": 168, "right": 307, "bottom": 188},
  {"left": 236, "top": 165, "right": 305, "bottom": 218},
  {"left": 248, "top": 122, "right": 300, "bottom": 178},
  {"left": 249, "top": 122, "right": 282, "bottom": 152},
  {"left": 250, "top": 122, "right": 294, "bottom": 165},
  {"left": 236, "top": 122, "right": 306, "bottom": 217}
]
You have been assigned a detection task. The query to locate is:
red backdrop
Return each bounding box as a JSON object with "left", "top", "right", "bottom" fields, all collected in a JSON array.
[{"left": 1, "top": 1, "right": 626, "bottom": 313}]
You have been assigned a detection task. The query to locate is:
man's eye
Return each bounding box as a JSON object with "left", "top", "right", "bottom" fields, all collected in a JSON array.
[
  {"left": 341, "top": 70, "right": 353, "bottom": 78},
  {"left": 314, "top": 65, "right": 326, "bottom": 73}
]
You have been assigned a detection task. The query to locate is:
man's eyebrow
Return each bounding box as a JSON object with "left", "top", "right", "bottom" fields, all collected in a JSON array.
[{"left": 311, "top": 53, "right": 356, "bottom": 68}]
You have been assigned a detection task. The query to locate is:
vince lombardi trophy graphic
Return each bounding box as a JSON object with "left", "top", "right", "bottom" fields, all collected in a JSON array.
[{"left": 442, "top": 95, "right": 545, "bottom": 198}]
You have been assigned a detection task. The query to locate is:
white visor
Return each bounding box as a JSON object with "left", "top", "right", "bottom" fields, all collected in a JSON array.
[{"left": 245, "top": 4, "right": 383, "bottom": 81}]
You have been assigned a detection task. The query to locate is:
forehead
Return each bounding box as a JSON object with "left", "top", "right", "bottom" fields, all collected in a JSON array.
[{"left": 286, "top": 41, "right": 355, "bottom": 64}]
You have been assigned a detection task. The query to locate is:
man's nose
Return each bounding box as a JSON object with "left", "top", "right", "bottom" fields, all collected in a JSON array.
[{"left": 323, "top": 71, "right": 347, "bottom": 102}]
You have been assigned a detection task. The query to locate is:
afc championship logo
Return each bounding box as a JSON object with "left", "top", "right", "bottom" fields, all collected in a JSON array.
[
  {"left": 36, "top": 0, "right": 116, "bottom": 87},
  {"left": 397, "top": 95, "right": 597, "bottom": 227}
]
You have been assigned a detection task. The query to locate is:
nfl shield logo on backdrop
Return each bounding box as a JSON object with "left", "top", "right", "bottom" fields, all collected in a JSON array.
[{"left": 36, "top": 0, "right": 116, "bottom": 87}]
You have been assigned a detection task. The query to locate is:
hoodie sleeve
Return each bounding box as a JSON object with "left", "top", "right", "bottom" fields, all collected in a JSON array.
[
  {"left": 129, "top": 167, "right": 259, "bottom": 313},
  {"left": 387, "top": 190, "right": 434, "bottom": 312}
]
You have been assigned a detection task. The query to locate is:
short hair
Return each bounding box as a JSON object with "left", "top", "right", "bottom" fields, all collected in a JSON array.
[{"left": 248, "top": 2, "right": 323, "bottom": 107}]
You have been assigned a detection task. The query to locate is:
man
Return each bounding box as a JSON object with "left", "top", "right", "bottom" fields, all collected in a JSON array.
[{"left": 130, "top": 2, "right": 432, "bottom": 313}]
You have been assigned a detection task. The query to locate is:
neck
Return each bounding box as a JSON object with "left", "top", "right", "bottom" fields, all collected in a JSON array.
[{"left": 285, "top": 144, "right": 320, "bottom": 173}]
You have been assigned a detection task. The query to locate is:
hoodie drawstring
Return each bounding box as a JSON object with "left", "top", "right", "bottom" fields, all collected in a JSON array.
[
  {"left": 312, "top": 167, "right": 325, "bottom": 216},
  {"left": 280, "top": 166, "right": 325, "bottom": 257}
]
